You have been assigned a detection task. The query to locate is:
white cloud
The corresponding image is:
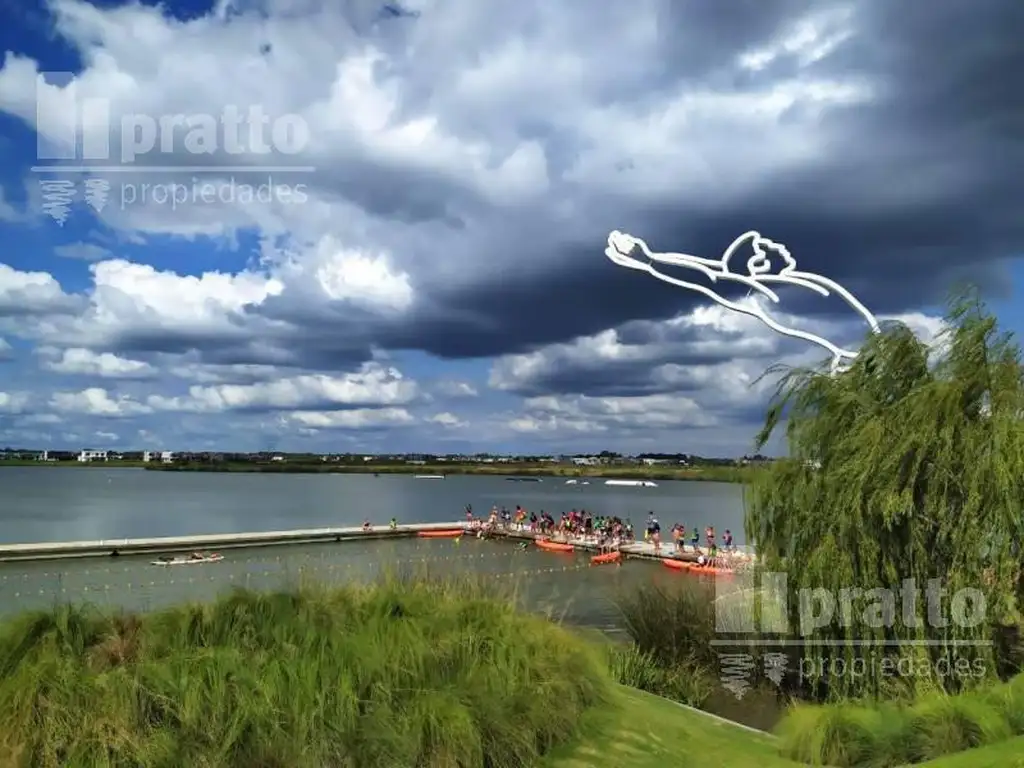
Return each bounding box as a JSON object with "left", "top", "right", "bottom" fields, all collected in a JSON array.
[
  {"left": 0, "top": 337, "right": 11, "bottom": 358},
  {"left": 286, "top": 408, "right": 415, "bottom": 429},
  {"left": 0, "top": 391, "right": 29, "bottom": 413},
  {"left": 168, "top": 361, "right": 287, "bottom": 384},
  {"left": 0, "top": 0, "right": 1011, "bottom": 456},
  {"left": 148, "top": 362, "right": 417, "bottom": 413},
  {"left": 54, "top": 242, "right": 115, "bottom": 261},
  {"left": 42, "top": 347, "right": 157, "bottom": 378},
  {"left": 489, "top": 303, "right": 787, "bottom": 396},
  {"left": 428, "top": 411, "right": 466, "bottom": 428},
  {"left": 50, "top": 387, "right": 153, "bottom": 417},
  {"left": 272, "top": 237, "right": 414, "bottom": 313},
  {"left": 436, "top": 380, "right": 478, "bottom": 398},
  {"left": 739, "top": 6, "right": 856, "bottom": 72},
  {"left": 517, "top": 393, "right": 717, "bottom": 433},
  {"left": 19, "top": 413, "right": 62, "bottom": 425},
  {"left": 0, "top": 263, "right": 79, "bottom": 316}
]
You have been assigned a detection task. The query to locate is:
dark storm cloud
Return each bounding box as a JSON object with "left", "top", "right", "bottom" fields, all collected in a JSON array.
[{"left": 394, "top": 0, "right": 1023, "bottom": 359}]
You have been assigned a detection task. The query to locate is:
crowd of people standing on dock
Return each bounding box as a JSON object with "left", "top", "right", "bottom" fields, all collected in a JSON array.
[{"left": 463, "top": 504, "right": 738, "bottom": 563}]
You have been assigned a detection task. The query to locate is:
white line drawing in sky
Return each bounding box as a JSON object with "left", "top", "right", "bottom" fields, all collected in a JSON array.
[{"left": 605, "top": 230, "right": 881, "bottom": 373}]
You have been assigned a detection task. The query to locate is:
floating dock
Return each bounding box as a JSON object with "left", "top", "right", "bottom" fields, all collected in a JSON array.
[
  {"left": 0, "top": 522, "right": 756, "bottom": 566},
  {"left": 0, "top": 522, "right": 469, "bottom": 562},
  {"left": 483, "top": 527, "right": 755, "bottom": 565}
]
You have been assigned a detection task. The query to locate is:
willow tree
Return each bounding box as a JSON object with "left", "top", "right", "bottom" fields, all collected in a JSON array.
[{"left": 745, "top": 288, "right": 1024, "bottom": 701}]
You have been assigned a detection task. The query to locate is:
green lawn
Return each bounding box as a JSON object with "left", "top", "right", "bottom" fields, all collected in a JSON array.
[
  {"left": 920, "top": 736, "right": 1024, "bottom": 767},
  {"left": 542, "top": 686, "right": 800, "bottom": 768},
  {"left": 542, "top": 686, "right": 1024, "bottom": 768}
]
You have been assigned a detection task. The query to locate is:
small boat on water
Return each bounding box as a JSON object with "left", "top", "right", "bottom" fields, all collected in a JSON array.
[
  {"left": 661, "top": 558, "right": 733, "bottom": 576},
  {"left": 417, "top": 529, "right": 464, "bottom": 538},
  {"left": 152, "top": 552, "right": 223, "bottom": 566},
  {"left": 591, "top": 551, "right": 622, "bottom": 566},
  {"left": 536, "top": 539, "right": 574, "bottom": 553},
  {"left": 414, "top": 474, "right": 445, "bottom": 479},
  {"left": 604, "top": 479, "right": 658, "bottom": 487}
]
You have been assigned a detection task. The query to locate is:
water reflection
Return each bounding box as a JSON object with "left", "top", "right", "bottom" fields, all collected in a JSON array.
[{"left": 0, "top": 536, "right": 696, "bottom": 627}]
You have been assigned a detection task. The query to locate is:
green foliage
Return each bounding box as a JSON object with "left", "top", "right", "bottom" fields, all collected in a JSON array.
[
  {"left": 746, "top": 287, "right": 1024, "bottom": 700},
  {"left": 613, "top": 580, "right": 777, "bottom": 709},
  {"left": 607, "top": 644, "right": 716, "bottom": 707},
  {"left": 776, "top": 673, "right": 1024, "bottom": 766},
  {"left": 0, "top": 578, "right": 611, "bottom": 767}
]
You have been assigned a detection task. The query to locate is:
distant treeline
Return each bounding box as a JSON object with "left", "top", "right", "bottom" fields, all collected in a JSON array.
[{"left": 144, "top": 461, "right": 755, "bottom": 483}]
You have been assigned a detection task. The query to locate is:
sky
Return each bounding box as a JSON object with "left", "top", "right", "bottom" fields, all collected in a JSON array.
[{"left": 0, "top": 0, "right": 1021, "bottom": 457}]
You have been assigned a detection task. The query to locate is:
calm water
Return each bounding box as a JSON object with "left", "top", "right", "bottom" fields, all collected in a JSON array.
[
  {"left": 0, "top": 469, "right": 779, "bottom": 728},
  {"left": 0, "top": 468, "right": 747, "bottom": 544},
  {"left": 0, "top": 535, "right": 707, "bottom": 623},
  {"left": 0, "top": 467, "right": 744, "bottom": 627}
]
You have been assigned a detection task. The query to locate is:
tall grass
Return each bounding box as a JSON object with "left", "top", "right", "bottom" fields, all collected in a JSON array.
[
  {"left": 775, "top": 672, "right": 1024, "bottom": 766},
  {"left": 614, "top": 579, "right": 781, "bottom": 696},
  {"left": 0, "top": 575, "right": 612, "bottom": 767},
  {"left": 607, "top": 644, "right": 715, "bottom": 707}
]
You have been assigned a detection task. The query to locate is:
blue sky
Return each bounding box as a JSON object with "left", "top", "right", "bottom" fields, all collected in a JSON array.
[{"left": 0, "top": 0, "right": 1021, "bottom": 456}]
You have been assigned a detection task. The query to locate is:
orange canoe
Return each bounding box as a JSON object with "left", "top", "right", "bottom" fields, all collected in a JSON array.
[
  {"left": 418, "top": 529, "right": 465, "bottom": 538},
  {"left": 536, "top": 539, "right": 574, "bottom": 553},
  {"left": 691, "top": 565, "right": 735, "bottom": 576},
  {"left": 661, "top": 558, "right": 689, "bottom": 571},
  {"left": 591, "top": 551, "right": 621, "bottom": 566}
]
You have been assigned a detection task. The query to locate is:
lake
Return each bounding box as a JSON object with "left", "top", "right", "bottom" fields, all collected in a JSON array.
[
  {"left": 0, "top": 468, "right": 782, "bottom": 729},
  {"left": 0, "top": 467, "right": 747, "bottom": 544}
]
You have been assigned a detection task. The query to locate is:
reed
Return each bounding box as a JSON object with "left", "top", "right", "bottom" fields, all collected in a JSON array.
[
  {"left": 775, "top": 673, "right": 1024, "bottom": 766},
  {"left": 0, "top": 574, "right": 612, "bottom": 767}
]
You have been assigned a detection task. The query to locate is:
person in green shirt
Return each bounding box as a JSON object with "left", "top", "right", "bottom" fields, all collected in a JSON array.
[
  {"left": 690, "top": 527, "right": 700, "bottom": 553},
  {"left": 389, "top": 518, "right": 398, "bottom": 530}
]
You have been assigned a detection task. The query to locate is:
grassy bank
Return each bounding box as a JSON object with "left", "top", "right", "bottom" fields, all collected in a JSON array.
[
  {"left": 542, "top": 685, "right": 1024, "bottom": 768},
  {"left": 543, "top": 686, "right": 795, "bottom": 768},
  {"left": 4, "top": 578, "right": 1021, "bottom": 768},
  {"left": 774, "top": 674, "right": 1024, "bottom": 766},
  {"left": 0, "top": 579, "right": 610, "bottom": 767},
  {"left": 145, "top": 461, "right": 753, "bottom": 482}
]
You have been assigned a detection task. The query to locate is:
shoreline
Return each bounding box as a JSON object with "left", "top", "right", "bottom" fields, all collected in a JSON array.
[{"left": 0, "top": 460, "right": 753, "bottom": 483}]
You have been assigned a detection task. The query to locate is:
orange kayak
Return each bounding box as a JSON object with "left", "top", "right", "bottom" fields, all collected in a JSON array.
[
  {"left": 418, "top": 529, "right": 465, "bottom": 538},
  {"left": 591, "top": 551, "right": 621, "bottom": 566},
  {"left": 536, "top": 539, "right": 574, "bottom": 553},
  {"left": 662, "top": 558, "right": 689, "bottom": 571},
  {"left": 691, "top": 565, "right": 735, "bottom": 576}
]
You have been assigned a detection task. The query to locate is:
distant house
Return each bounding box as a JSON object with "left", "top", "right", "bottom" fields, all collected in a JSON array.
[
  {"left": 572, "top": 457, "right": 599, "bottom": 466},
  {"left": 142, "top": 450, "right": 175, "bottom": 463},
  {"left": 78, "top": 449, "right": 108, "bottom": 462}
]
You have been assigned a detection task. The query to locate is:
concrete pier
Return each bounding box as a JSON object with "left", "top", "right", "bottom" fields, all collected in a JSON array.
[{"left": 0, "top": 522, "right": 468, "bottom": 562}]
